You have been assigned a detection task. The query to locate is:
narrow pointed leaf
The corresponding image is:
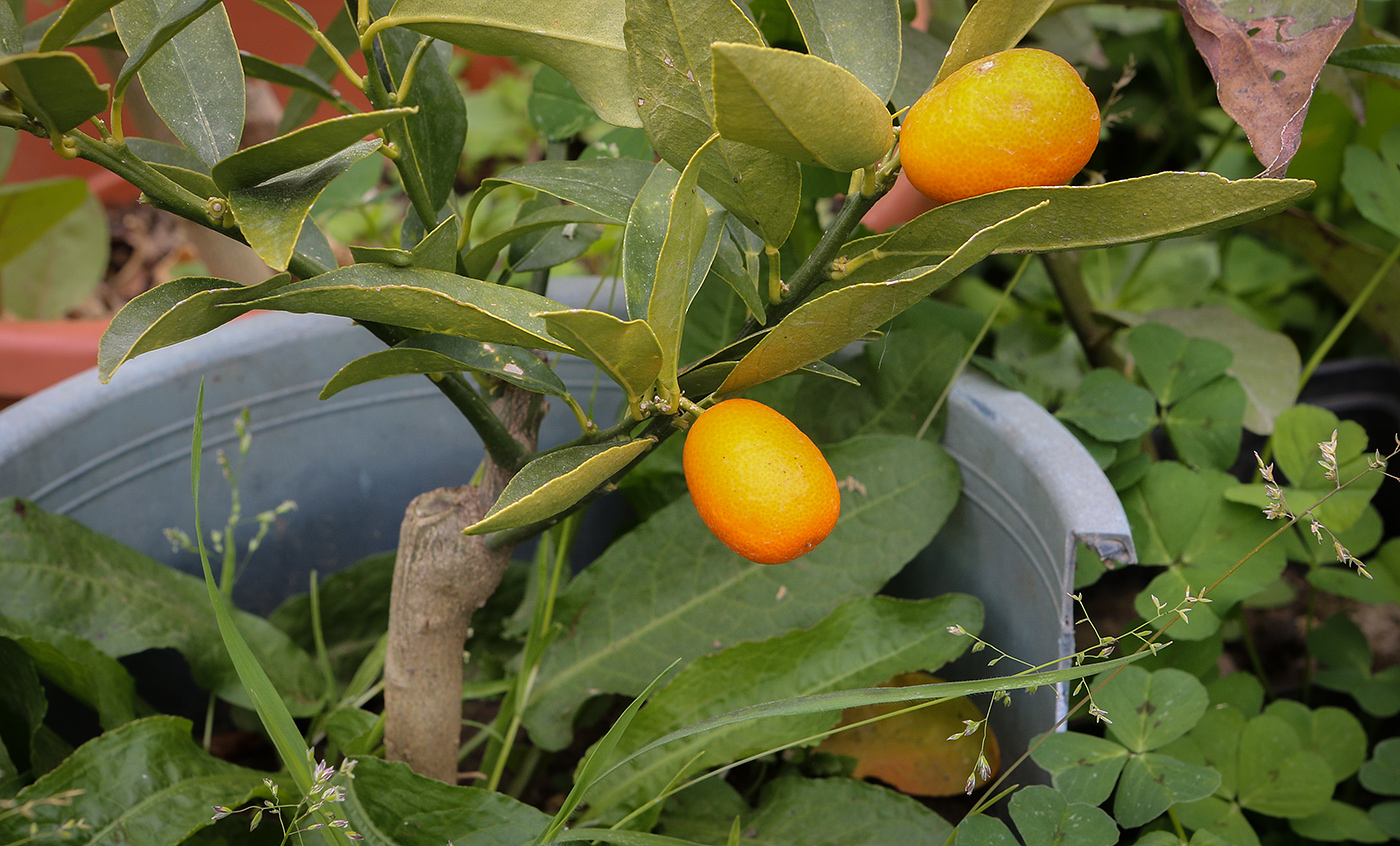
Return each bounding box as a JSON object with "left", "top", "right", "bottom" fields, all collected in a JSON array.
[
  {"left": 626, "top": 0, "right": 800, "bottom": 244},
  {"left": 111, "top": 0, "right": 243, "bottom": 167},
  {"left": 212, "top": 110, "right": 411, "bottom": 192},
  {"left": 649, "top": 140, "right": 713, "bottom": 395},
  {"left": 584, "top": 594, "right": 981, "bottom": 815},
  {"left": 717, "top": 202, "right": 1046, "bottom": 395},
  {"left": 540, "top": 309, "right": 664, "bottom": 405},
  {"left": 936, "top": 0, "right": 1054, "bottom": 83},
  {"left": 381, "top": 0, "right": 638, "bottom": 128},
  {"left": 465, "top": 439, "right": 655, "bottom": 535},
  {"left": 0, "top": 717, "right": 263, "bottom": 846},
  {"left": 836, "top": 173, "right": 1315, "bottom": 287},
  {"left": 39, "top": 0, "right": 121, "bottom": 50},
  {"left": 522, "top": 434, "right": 962, "bottom": 750},
  {"left": 99, "top": 274, "right": 297, "bottom": 381},
  {"left": 113, "top": 0, "right": 222, "bottom": 105},
  {"left": 623, "top": 161, "right": 681, "bottom": 318},
  {"left": 786, "top": 0, "right": 901, "bottom": 102},
  {"left": 712, "top": 43, "right": 893, "bottom": 172},
  {"left": 321, "top": 335, "right": 569, "bottom": 400},
  {"left": 230, "top": 138, "right": 383, "bottom": 270},
  {"left": 240, "top": 52, "right": 342, "bottom": 102},
  {"left": 474, "top": 158, "right": 657, "bottom": 223},
  {"left": 462, "top": 204, "right": 616, "bottom": 278},
  {"left": 0, "top": 52, "right": 108, "bottom": 134},
  {"left": 239, "top": 264, "right": 576, "bottom": 353}
]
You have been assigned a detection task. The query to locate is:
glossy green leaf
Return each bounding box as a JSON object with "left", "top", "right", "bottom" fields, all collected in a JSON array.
[
  {"left": 835, "top": 173, "right": 1315, "bottom": 288},
  {"left": 540, "top": 309, "right": 663, "bottom": 406},
  {"left": 0, "top": 498, "right": 326, "bottom": 716},
  {"left": 463, "top": 204, "right": 616, "bottom": 278},
  {"left": 661, "top": 775, "right": 954, "bottom": 846},
  {"left": 1055, "top": 368, "right": 1158, "bottom": 443},
  {"left": 475, "top": 158, "right": 656, "bottom": 223},
  {"left": 239, "top": 264, "right": 576, "bottom": 354},
  {"left": 0, "top": 51, "right": 108, "bottom": 135},
  {"left": 786, "top": 0, "right": 901, "bottom": 102},
  {"left": 380, "top": 0, "right": 637, "bottom": 128},
  {"left": 1163, "top": 376, "right": 1247, "bottom": 471},
  {"left": 0, "top": 717, "right": 263, "bottom": 846},
  {"left": 26, "top": 7, "right": 120, "bottom": 50},
  {"left": 232, "top": 138, "right": 384, "bottom": 270},
  {"left": 625, "top": 0, "right": 801, "bottom": 244},
  {"left": 343, "top": 756, "right": 550, "bottom": 845},
  {"left": 372, "top": 5, "right": 466, "bottom": 213},
  {"left": 1146, "top": 306, "right": 1300, "bottom": 435},
  {"left": 716, "top": 202, "right": 1044, "bottom": 396},
  {"left": 99, "top": 274, "right": 298, "bottom": 382},
  {"left": 113, "top": 0, "right": 221, "bottom": 105},
  {"left": 1031, "top": 732, "right": 1129, "bottom": 807},
  {"left": 1290, "top": 800, "right": 1391, "bottom": 844},
  {"left": 1329, "top": 44, "right": 1400, "bottom": 79},
  {"left": 37, "top": 0, "right": 119, "bottom": 50},
  {"left": 622, "top": 161, "right": 680, "bottom": 318},
  {"left": 0, "top": 613, "right": 137, "bottom": 730},
  {"left": 529, "top": 65, "right": 597, "bottom": 141},
  {"left": 212, "top": 110, "right": 410, "bottom": 192},
  {"left": 1236, "top": 714, "right": 1334, "bottom": 818},
  {"left": 1010, "top": 784, "right": 1119, "bottom": 846},
  {"left": 509, "top": 217, "right": 603, "bottom": 272},
  {"left": 891, "top": 21, "right": 946, "bottom": 110},
  {"left": 935, "top": 0, "right": 1054, "bottom": 83},
  {"left": 649, "top": 140, "right": 713, "bottom": 398},
  {"left": 111, "top": 0, "right": 243, "bottom": 167},
  {"left": 711, "top": 43, "right": 893, "bottom": 172},
  {"left": 0, "top": 1, "right": 15, "bottom": 55},
  {"left": 321, "top": 335, "right": 570, "bottom": 400},
  {"left": 240, "top": 51, "right": 342, "bottom": 103},
  {"left": 1096, "top": 666, "right": 1209, "bottom": 753},
  {"left": 584, "top": 594, "right": 981, "bottom": 814},
  {"left": 522, "top": 434, "right": 961, "bottom": 750},
  {"left": 1113, "top": 753, "right": 1222, "bottom": 829},
  {"left": 126, "top": 136, "right": 209, "bottom": 173},
  {"left": 464, "top": 439, "right": 655, "bottom": 535}
]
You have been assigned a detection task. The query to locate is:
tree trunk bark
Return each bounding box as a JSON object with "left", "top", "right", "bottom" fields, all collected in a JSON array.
[{"left": 383, "top": 382, "right": 543, "bottom": 783}]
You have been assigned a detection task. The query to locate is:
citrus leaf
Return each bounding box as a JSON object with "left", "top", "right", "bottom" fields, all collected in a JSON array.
[
  {"left": 320, "top": 335, "right": 569, "bottom": 400},
  {"left": 229, "top": 138, "right": 383, "bottom": 271},
  {"left": 462, "top": 204, "right": 617, "bottom": 278},
  {"left": 379, "top": 0, "right": 637, "bottom": 128},
  {"left": 711, "top": 42, "right": 893, "bottom": 172},
  {"left": 238, "top": 264, "right": 576, "bottom": 354},
  {"left": 0, "top": 177, "right": 89, "bottom": 264},
  {"left": 111, "top": 0, "right": 242, "bottom": 167},
  {"left": 464, "top": 439, "right": 655, "bottom": 536},
  {"left": 0, "top": 498, "right": 326, "bottom": 716},
  {"left": 625, "top": 0, "right": 800, "bottom": 244},
  {"left": 648, "top": 139, "right": 714, "bottom": 397},
  {"left": 474, "top": 158, "right": 656, "bottom": 223},
  {"left": 936, "top": 0, "right": 1054, "bottom": 83},
  {"left": 112, "top": 0, "right": 221, "bottom": 107},
  {"left": 716, "top": 201, "right": 1045, "bottom": 396},
  {"left": 212, "top": 110, "right": 412, "bottom": 193},
  {"left": 0, "top": 716, "right": 263, "bottom": 846},
  {"left": 786, "top": 0, "right": 901, "bottom": 102},
  {"left": 540, "top": 309, "right": 664, "bottom": 406},
  {"left": 98, "top": 274, "right": 296, "bottom": 382},
  {"left": 835, "top": 172, "right": 1315, "bottom": 288},
  {"left": 585, "top": 596, "right": 982, "bottom": 814},
  {"left": 521, "top": 434, "right": 961, "bottom": 751},
  {"left": 0, "top": 51, "right": 108, "bottom": 135},
  {"left": 38, "top": 0, "right": 121, "bottom": 50},
  {"left": 814, "top": 671, "right": 998, "bottom": 798},
  {"left": 623, "top": 161, "right": 681, "bottom": 318}
]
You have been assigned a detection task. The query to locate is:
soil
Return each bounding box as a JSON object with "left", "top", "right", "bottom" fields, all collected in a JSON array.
[{"left": 66, "top": 203, "right": 198, "bottom": 321}]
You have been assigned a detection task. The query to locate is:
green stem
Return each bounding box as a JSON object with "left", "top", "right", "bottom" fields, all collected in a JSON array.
[
  {"left": 1298, "top": 239, "right": 1400, "bottom": 390},
  {"left": 394, "top": 37, "right": 433, "bottom": 105},
  {"left": 361, "top": 39, "right": 442, "bottom": 232}
]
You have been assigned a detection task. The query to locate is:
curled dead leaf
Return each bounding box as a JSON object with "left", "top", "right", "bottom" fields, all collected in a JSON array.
[{"left": 1177, "top": 0, "right": 1355, "bottom": 177}]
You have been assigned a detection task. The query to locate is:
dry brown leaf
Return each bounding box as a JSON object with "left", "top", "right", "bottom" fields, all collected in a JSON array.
[
  {"left": 1177, "top": 0, "right": 1355, "bottom": 177},
  {"left": 815, "top": 672, "right": 1000, "bottom": 797}
]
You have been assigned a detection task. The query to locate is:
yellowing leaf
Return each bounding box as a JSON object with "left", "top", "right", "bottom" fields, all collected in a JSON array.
[{"left": 816, "top": 672, "right": 1000, "bottom": 797}]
